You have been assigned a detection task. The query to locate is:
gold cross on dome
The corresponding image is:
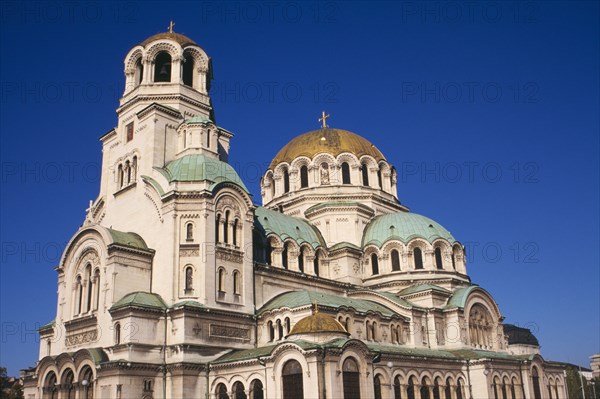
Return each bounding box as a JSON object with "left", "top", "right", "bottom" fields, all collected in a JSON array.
[
  {"left": 319, "top": 111, "right": 330, "bottom": 128},
  {"left": 168, "top": 21, "right": 175, "bottom": 33}
]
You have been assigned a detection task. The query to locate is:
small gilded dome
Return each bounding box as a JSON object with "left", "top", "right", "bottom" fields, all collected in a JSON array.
[
  {"left": 140, "top": 32, "right": 197, "bottom": 47},
  {"left": 288, "top": 310, "right": 349, "bottom": 336},
  {"left": 270, "top": 128, "right": 385, "bottom": 169}
]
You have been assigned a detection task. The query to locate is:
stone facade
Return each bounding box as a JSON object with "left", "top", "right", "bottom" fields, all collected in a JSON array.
[{"left": 22, "top": 30, "right": 567, "bottom": 399}]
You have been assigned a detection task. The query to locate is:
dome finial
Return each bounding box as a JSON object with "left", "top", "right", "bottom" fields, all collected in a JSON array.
[
  {"left": 168, "top": 20, "right": 175, "bottom": 33},
  {"left": 318, "top": 111, "right": 330, "bottom": 129}
]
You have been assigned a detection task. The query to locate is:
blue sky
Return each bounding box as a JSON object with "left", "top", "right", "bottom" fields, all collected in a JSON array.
[{"left": 1, "top": 1, "right": 598, "bottom": 376}]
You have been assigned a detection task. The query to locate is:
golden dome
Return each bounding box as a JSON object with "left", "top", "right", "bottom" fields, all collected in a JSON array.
[
  {"left": 269, "top": 128, "right": 386, "bottom": 169},
  {"left": 140, "top": 32, "right": 197, "bottom": 47},
  {"left": 288, "top": 311, "right": 349, "bottom": 336}
]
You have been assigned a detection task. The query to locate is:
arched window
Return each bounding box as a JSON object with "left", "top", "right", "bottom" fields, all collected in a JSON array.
[
  {"left": 407, "top": 377, "right": 416, "bottom": 399},
  {"left": 493, "top": 377, "right": 500, "bottom": 399},
  {"left": 391, "top": 249, "right": 401, "bottom": 271},
  {"left": 117, "top": 164, "right": 123, "bottom": 188},
  {"left": 285, "top": 317, "right": 291, "bottom": 334},
  {"left": 250, "top": 379, "right": 264, "bottom": 399},
  {"left": 233, "top": 270, "right": 241, "bottom": 295},
  {"left": 94, "top": 269, "right": 100, "bottom": 310},
  {"left": 277, "top": 319, "right": 284, "bottom": 340},
  {"left": 232, "top": 381, "right": 246, "bottom": 399},
  {"left": 80, "top": 366, "right": 94, "bottom": 399},
  {"left": 452, "top": 253, "right": 456, "bottom": 270},
  {"left": 502, "top": 378, "right": 509, "bottom": 399},
  {"left": 343, "top": 357, "right": 360, "bottom": 399},
  {"left": 394, "top": 376, "right": 402, "bottom": 399},
  {"left": 76, "top": 276, "right": 83, "bottom": 315},
  {"left": 233, "top": 219, "right": 238, "bottom": 246},
  {"left": 300, "top": 165, "right": 309, "bottom": 188},
  {"left": 282, "top": 360, "right": 304, "bottom": 399},
  {"left": 377, "top": 168, "right": 383, "bottom": 189},
  {"left": 270, "top": 176, "right": 276, "bottom": 198},
  {"left": 44, "top": 372, "right": 57, "bottom": 399},
  {"left": 435, "top": 247, "right": 443, "bottom": 269},
  {"left": 298, "top": 247, "right": 305, "bottom": 273},
  {"left": 553, "top": 384, "right": 559, "bottom": 399},
  {"left": 154, "top": 52, "right": 172, "bottom": 82},
  {"left": 62, "top": 369, "right": 75, "bottom": 399},
  {"left": 216, "top": 214, "right": 221, "bottom": 243},
  {"left": 267, "top": 321, "right": 274, "bottom": 342},
  {"left": 366, "top": 321, "right": 372, "bottom": 340},
  {"left": 132, "top": 156, "right": 137, "bottom": 182},
  {"left": 224, "top": 211, "right": 230, "bottom": 244},
  {"left": 414, "top": 247, "right": 424, "bottom": 269},
  {"left": 371, "top": 253, "right": 379, "bottom": 275},
  {"left": 434, "top": 379, "right": 441, "bottom": 399},
  {"left": 371, "top": 321, "right": 377, "bottom": 341},
  {"left": 374, "top": 375, "right": 383, "bottom": 399},
  {"left": 283, "top": 169, "right": 290, "bottom": 193},
  {"left": 469, "top": 304, "right": 494, "bottom": 349},
  {"left": 85, "top": 265, "right": 92, "bottom": 312},
  {"left": 282, "top": 243, "right": 289, "bottom": 269},
  {"left": 456, "top": 380, "right": 464, "bottom": 399},
  {"left": 114, "top": 323, "right": 121, "bottom": 345},
  {"left": 125, "top": 160, "right": 131, "bottom": 185},
  {"left": 218, "top": 269, "right": 226, "bottom": 292},
  {"left": 445, "top": 378, "right": 452, "bottom": 399},
  {"left": 532, "top": 367, "right": 542, "bottom": 399},
  {"left": 135, "top": 58, "right": 143, "bottom": 85},
  {"left": 266, "top": 240, "right": 273, "bottom": 265},
  {"left": 313, "top": 253, "right": 319, "bottom": 276},
  {"left": 185, "top": 267, "right": 193, "bottom": 293},
  {"left": 182, "top": 53, "right": 194, "bottom": 87},
  {"left": 421, "top": 378, "right": 430, "bottom": 399},
  {"left": 207, "top": 128, "right": 211, "bottom": 148},
  {"left": 216, "top": 383, "right": 229, "bottom": 399},
  {"left": 186, "top": 223, "right": 193, "bottom": 241},
  {"left": 342, "top": 162, "right": 351, "bottom": 184},
  {"left": 361, "top": 163, "right": 369, "bottom": 186},
  {"left": 510, "top": 378, "right": 518, "bottom": 399}
]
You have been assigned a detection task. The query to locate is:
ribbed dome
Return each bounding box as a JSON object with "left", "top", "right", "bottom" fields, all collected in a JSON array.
[
  {"left": 269, "top": 128, "right": 385, "bottom": 169},
  {"left": 289, "top": 311, "right": 348, "bottom": 336},
  {"left": 363, "top": 212, "right": 456, "bottom": 247},
  {"left": 140, "top": 32, "right": 197, "bottom": 47}
]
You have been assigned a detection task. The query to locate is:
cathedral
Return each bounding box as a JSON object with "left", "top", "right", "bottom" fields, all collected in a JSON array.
[{"left": 22, "top": 29, "right": 568, "bottom": 399}]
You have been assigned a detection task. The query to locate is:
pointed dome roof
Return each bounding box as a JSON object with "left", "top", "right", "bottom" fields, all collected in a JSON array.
[{"left": 270, "top": 128, "right": 385, "bottom": 169}]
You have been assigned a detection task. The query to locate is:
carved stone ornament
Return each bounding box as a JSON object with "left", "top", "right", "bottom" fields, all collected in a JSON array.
[
  {"left": 65, "top": 329, "right": 98, "bottom": 346},
  {"left": 209, "top": 324, "right": 250, "bottom": 341}
]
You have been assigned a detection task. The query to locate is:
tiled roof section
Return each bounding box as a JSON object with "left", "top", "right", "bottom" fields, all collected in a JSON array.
[
  {"left": 259, "top": 290, "right": 396, "bottom": 317},
  {"left": 269, "top": 128, "right": 385, "bottom": 169},
  {"left": 306, "top": 201, "right": 375, "bottom": 215},
  {"left": 398, "top": 284, "right": 452, "bottom": 296},
  {"left": 106, "top": 228, "right": 149, "bottom": 250},
  {"left": 110, "top": 292, "right": 167, "bottom": 311},
  {"left": 39, "top": 319, "right": 55, "bottom": 331},
  {"left": 366, "top": 343, "right": 457, "bottom": 359},
  {"left": 171, "top": 300, "right": 206, "bottom": 310},
  {"left": 255, "top": 207, "right": 324, "bottom": 249},
  {"left": 213, "top": 338, "right": 529, "bottom": 365},
  {"left": 158, "top": 154, "right": 248, "bottom": 192},
  {"left": 364, "top": 290, "right": 417, "bottom": 309},
  {"left": 444, "top": 285, "right": 479, "bottom": 309},
  {"left": 328, "top": 242, "right": 362, "bottom": 252},
  {"left": 503, "top": 324, "right": 540, "bottom": 346},
  {"left": 362, "top": 212, "right": 456, "bottom": 247}
]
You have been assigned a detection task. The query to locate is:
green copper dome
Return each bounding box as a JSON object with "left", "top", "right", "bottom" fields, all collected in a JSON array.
[
  {"left": 158, "top": 154, "right": 248, "bottom": 192},
  {"left": 362, "top": 212, "right": 456, "bottom": 247}
]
